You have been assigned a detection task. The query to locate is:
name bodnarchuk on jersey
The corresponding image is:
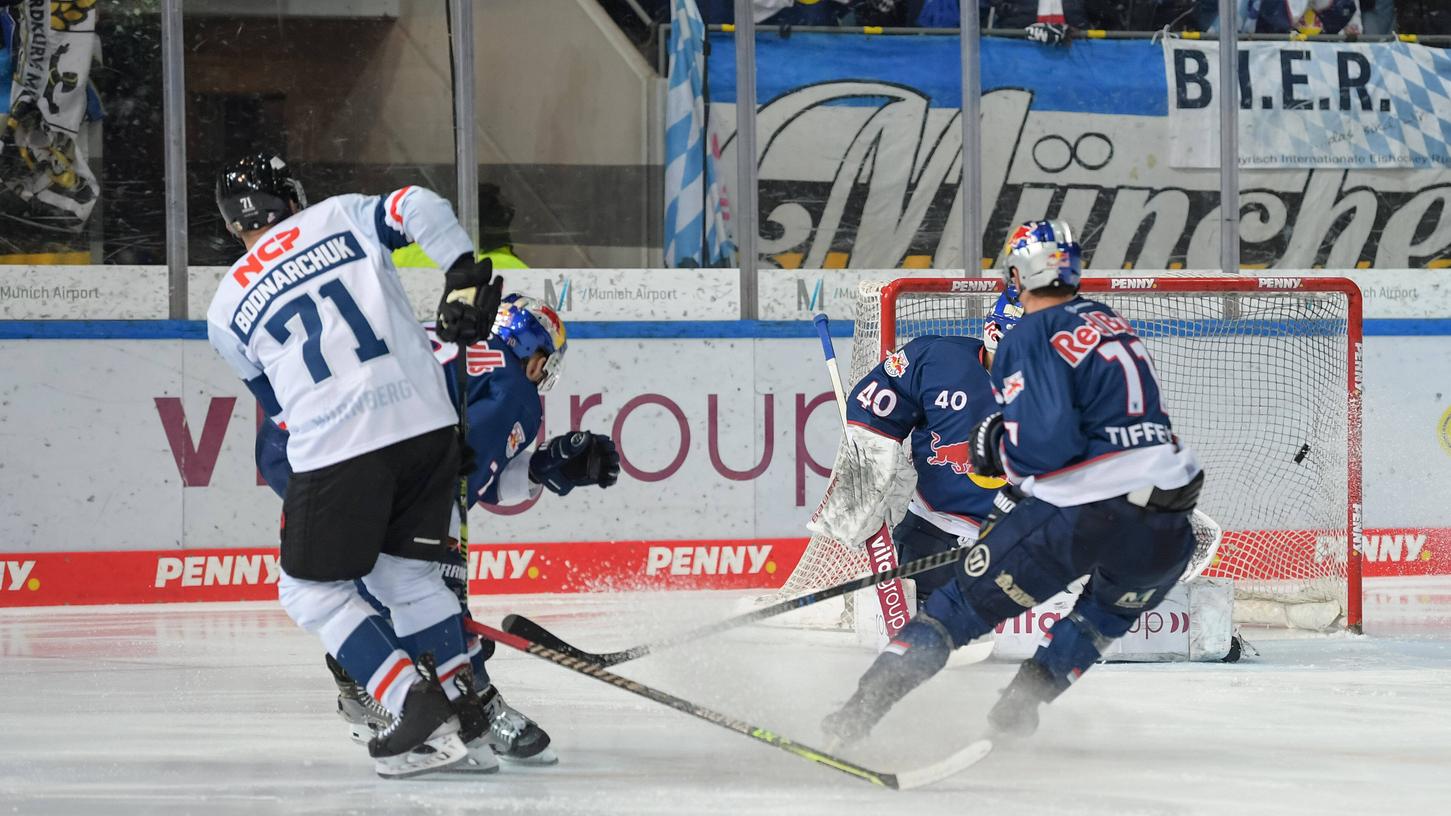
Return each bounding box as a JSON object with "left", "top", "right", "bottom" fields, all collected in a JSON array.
[{"left": 206, "top": 189, "right": 473, "bottom": 472}]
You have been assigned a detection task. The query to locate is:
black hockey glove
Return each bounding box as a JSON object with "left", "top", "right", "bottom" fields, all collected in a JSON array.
[
  {"left": 970, "top": 411, "right": 1007, "bottom": 479},
  {"left": 1025, "top": 22, "right": 1070, "bottom": 46},
  {"left": 530, "top": 431, "right": 620, "bottom": 496},
  {"left": 436, "top": 255, "right": 504, "bottom": 345},
  {"left": 981, "top": 482, "right": 1025, "bottom": 538}
]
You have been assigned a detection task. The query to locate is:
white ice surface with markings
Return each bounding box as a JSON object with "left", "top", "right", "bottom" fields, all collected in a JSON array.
[{"left": 2, "top": 577, "right": 1449, "bottom": 815}]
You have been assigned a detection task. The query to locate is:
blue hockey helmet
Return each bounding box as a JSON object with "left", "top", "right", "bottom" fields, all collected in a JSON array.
[
  {"left": 495, "top": 294, "right": 567, "bottom": 393},
  {"left": 982, "top": 285, "right": 1023, "bottom": 353},
  {"left": 998, "top": 219, "right": 1082, "bottom": 294}
]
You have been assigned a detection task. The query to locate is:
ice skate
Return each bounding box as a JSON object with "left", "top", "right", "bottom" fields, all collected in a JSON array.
[
  {"left": 822, "top": 616, "right": 952, "bottom": 749},
  {"left": 325, "top": 653, "right": 391, "bottom": 745},
  {"left": 440, "top": 665, "right": 501, "bottom": 774},
  {"left": 986, "top": 660, "right": 1056, "bottom": 740},
  {"left": 480, "top": 685, "right": 557, "bottom": 765},
  {"left": 368, "top": 657, "right": 469, "bottom": 779}
]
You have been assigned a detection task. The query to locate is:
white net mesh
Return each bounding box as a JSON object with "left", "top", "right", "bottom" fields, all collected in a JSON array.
[{"left": 781, "top": 277, "right": 1358, "bottom": 628}]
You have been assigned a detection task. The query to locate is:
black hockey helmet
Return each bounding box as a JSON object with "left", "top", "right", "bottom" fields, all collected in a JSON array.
[{"left": 215, "top": 152, "right": 307, "bottom": 233}]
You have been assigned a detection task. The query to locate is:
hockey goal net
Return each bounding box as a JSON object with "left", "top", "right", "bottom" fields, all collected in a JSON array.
[{"left": 781, "top": 276, "right": 1363, "bottom": 631}]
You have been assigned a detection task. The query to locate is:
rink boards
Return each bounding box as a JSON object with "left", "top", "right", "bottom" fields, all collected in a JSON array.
[{"left": 1, "top": 319, "right": 1450, "bottom": 607}]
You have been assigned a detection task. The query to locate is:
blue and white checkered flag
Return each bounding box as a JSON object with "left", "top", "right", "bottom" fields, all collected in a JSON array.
[{"left": 665, "top": 0, "right": 732, "bottom": 268}]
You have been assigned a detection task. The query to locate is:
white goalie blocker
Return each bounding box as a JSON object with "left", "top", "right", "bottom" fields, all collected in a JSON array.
[{"left": 797, "top": 424, "right": 1236, "bottom": 663}]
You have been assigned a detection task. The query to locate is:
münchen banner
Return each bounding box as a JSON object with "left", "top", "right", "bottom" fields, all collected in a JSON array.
[{"left": 706, "top": 34, "right": 1451, "bottom": 270}]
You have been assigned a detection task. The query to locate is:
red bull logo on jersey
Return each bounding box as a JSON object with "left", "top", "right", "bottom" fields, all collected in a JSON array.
[
  {"left": 1002, "top": 371, "right": 1026, "bottom": 403},
  {"left": 883, "top": 350, "right": 909, "bottom": 378},
  {"left": 926, "top": 431, "right": 974, "bottom": 475}
]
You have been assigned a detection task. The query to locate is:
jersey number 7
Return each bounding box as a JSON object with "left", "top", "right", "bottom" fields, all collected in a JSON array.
[
  {"left": 1096, "top": 339, "right": 1159, "bottom": 416},
  {"left": 265, "top": 280, "right": 390, "bottom": 383}
]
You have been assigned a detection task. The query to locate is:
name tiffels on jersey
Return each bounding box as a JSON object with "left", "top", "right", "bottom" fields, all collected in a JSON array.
[
  {"left": 646, "top": 545, "right": 774, "bottom": 576},
  {"left": 230, "top": 231, "right": 366, "bottom": 340},
  {"left": 1050, "top": 310, "right": 1136, "bottom": 366},
  {"left": 1105, "top": 421, "right": 1173, "bottom": 447}
]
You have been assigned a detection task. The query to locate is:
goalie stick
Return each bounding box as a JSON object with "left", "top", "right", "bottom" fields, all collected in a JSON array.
[
  {"left": 501, "top": 545, "right": 972, "bottom": 667},
  {"left": 813, "top": 313, "right": 911, "bottom": 640},
  {"left": 463, "top": 617, "right": 992, "bottom": 789}
]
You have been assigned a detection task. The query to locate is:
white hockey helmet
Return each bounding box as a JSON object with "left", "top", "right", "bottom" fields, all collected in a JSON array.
[{"left": 997, "top": 219, "right": 1082, "bottom": 294}]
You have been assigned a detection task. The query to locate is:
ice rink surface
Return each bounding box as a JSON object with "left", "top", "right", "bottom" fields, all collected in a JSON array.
[{"left": 2, "top": 577, "right": 1449, "bottom": 816}]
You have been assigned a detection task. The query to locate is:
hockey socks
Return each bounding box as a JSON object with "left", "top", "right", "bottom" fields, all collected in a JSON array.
[
  {"left": 398, "top": 616, "right": 470, "bottom": 701},
  {"left": 821, "top": 615, "right": 953, "bottom": 746},
  {"left": 332, "top": 614, "right": 423, "bottom": 717}
]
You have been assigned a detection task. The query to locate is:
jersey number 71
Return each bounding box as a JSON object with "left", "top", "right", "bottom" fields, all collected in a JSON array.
[
  {"left": 1096, "top": 338, "right": 1159, "bottom": 416},
  {"left": 265, "top": 280, "right": 390, "bottom": 383}
]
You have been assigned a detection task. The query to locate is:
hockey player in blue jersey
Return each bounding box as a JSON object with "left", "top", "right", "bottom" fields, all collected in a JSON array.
[
  {"left": 808, "top": 290, "right": 1022, "bottom": 605},
  {"left": 822, "top": 220, "right": 1203, "bottom": 745},
  {"left": 258, "top": 294, "right": 619, "bottom": 770}
]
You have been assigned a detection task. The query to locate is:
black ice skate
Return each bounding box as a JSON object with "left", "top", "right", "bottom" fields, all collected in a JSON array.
[
  {"left": 441, "top": 665, "right": 500, "bottom": 774},
  {"left": 987, "top": 659, "right": 1057, "bottom": 740},
  {"left": 480, "top": 684, "right": 557, "bottom": 765},
  {"left": 822, "top": 617, "right": 953, "bottom": 749},
  {"left": 325, "top": 653, "right": 391, "bottom": 745},
  {"left": 367, "top": 655, "right": 469, "bottom": 779}
]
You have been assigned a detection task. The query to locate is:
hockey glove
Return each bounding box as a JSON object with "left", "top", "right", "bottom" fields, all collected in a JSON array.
[
  {"left": 529, "top": 431, "right": 619, "bottom": 496},
  {"left": 970, "top": 412, "right": 1006, "bottom": 479},
  {"left": 436, "top": 255, "right": 504, "bottom": 346},
  {"left": 1024, "top": 22, "right": 1070, "bottom": 46}
]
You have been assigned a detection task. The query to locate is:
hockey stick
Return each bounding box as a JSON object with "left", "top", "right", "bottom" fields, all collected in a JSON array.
[
  {"left": 454, "top": 343, "right": 471, "bottom": 560},
  {"left": 501, "top": 545, "right": 971, "bottom": 667},
  {"left": 464, "top": 617, "right": 991, "bottom": 789},
  {"left": 813, "top": 313, "right": 910, "bottom": 639}
]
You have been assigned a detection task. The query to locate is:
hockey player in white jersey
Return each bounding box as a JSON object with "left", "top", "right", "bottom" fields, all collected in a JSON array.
[{"left": 206, "top": 153, "right": 504, "bottom": 778}]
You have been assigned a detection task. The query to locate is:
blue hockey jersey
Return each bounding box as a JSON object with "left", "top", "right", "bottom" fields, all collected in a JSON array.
[
  {"left": 846, "top": 336, "right": 1002, "bottom": 535},
  {"left": 257, "top": 328, "right": 543, "bottom": 508},
  {"left": 990, "top": 296, "right": 1200, "bottom": 507}
]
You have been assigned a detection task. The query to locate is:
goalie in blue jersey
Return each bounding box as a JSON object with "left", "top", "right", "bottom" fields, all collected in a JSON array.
[
  {"left": 822, "top": 220, "right": 1203, "bottom": 745},
  {"left": 808, "top": 289, "right": 1023, "bottom": 608},
  {"left": 258, "top": 294, "right": 620, "bottom": 771}
]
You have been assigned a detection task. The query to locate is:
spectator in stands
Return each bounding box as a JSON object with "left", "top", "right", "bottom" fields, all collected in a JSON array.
[
  {"left": 1196, "top": 0, "right": 1362, "bottom": 34},
  {"left": 1391, "top": 0, "right": 1451, "bottom": 35},
  {"left": 698, "top": 0, "right": 853, "bottom": 25},
  {"left": 1359, "top": 0, "right": 1393, "bottom": 34},
  {"left": 392, "top": 184, "right": 528, "bottom": 271},
  {"left": 1086, "top": 1, "right": 1198, "bottom": 31}
]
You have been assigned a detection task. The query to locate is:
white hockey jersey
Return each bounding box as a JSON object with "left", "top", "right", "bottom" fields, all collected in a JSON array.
[{"left": 207, "top": 186, "right": 475, "bottom": 472}]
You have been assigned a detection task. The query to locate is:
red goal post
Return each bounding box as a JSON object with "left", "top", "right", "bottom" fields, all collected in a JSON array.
[{"left": 863, "top": 275, "right": 1364, "bottom": 631}]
